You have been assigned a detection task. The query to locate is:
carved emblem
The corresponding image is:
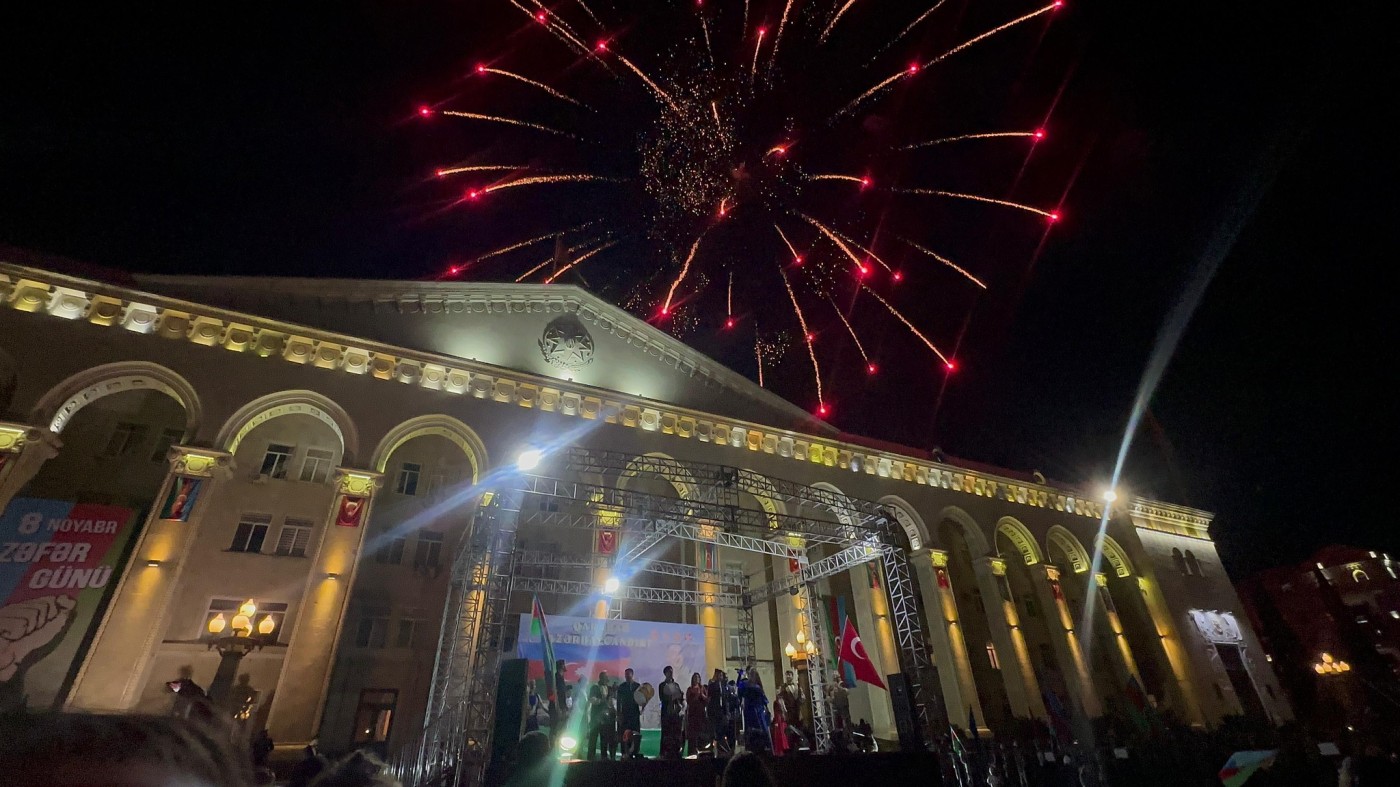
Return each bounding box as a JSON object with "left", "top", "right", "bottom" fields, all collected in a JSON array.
[{"left": 539, "top": 315, "right": 595, "bottom": 371}]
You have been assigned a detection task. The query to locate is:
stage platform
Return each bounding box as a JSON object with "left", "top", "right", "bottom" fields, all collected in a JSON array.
[{"left": 552, "top": 753, "right": 946, "bottom": 787}]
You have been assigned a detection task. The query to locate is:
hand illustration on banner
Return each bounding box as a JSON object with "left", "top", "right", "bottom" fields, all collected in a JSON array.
[{"left": 1, "top": 595, "right": 76, "bottom": 683}]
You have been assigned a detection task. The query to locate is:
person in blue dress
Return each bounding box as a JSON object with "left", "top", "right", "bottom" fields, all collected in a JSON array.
[{"left": 737, "top": 666, "right": 771, "bottom": 754}]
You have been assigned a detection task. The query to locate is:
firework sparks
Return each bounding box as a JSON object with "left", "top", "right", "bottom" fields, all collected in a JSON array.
[
  {"left": 544, "top": 240, "right": 619, "bottom": 284},
  {"left": 821, "top": 0, "right": 860, "bottom": 43},
  {"left": 862, "top": 285, "right": 952, "bottom": 366},
  {"left": 481, "top": 174, "right": 623, "bottom": 195},
  {"left": 428, "top": 0, "right": 1066, "bottom": 411},
  {"left": 442, "top": 110, "right": 576, "bottom": 138},
  {"left": 895, "top": 188, "right": 1058, "bottom": 219},
  {"left": 900, "top": 237, "right": 988, "bottom": 289},
  {"left": 901, "top": 130, "right": 1044, "bottom": 150},
  {"left": 780, "top": 268, "right": 824, "bottom": 413},
  {"left": 477, "top": 66, "right": 588, "bottom": 108}
]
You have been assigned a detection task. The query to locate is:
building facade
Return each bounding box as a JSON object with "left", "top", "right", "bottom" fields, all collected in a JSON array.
[
  {"left": 1238, "top": 546, "right": 1400, "bottom": 736},
  {"left": 1, "top": 257, "right": 1291, "bottom": 756}
]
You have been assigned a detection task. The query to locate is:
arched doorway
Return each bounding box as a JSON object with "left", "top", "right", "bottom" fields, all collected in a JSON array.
[
  {"left": 935, "top": 509, "right": 1015, "bottom": 732},
  {"left": 1045, "top": 526, "right": 1128, "bottom": 710},
  {"left": 320, "top": 415, "right": 486, "bottom": 756},
  {"left": 4, "top": 363, "right": 197, "bottom": 712}
]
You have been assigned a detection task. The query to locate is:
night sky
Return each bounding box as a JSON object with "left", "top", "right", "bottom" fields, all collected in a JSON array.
[{"left": 2, "top": 1, "right": 1392, "bottom": 576}]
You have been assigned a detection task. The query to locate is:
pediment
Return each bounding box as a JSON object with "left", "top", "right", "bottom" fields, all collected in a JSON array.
[{"left": 134, "top": 275, "right": 830, "bottom": 433}]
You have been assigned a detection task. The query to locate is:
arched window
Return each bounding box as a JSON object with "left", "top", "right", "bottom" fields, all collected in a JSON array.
[
  {"left": 1352, "top": 568, "right": 1370, "bottom": 583},
  {"left": 1172, "top": 548, "right": 1189, "bottom": 576},
  {"left": 1184, "top": 551, "right": 1202, "bottom": 577}
]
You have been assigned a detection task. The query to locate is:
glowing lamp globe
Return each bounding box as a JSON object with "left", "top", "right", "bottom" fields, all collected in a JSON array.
[
  {"left": 207, "top": 613, "right": 227, "bottom": 636},
  {"left": 784, "top": 643, "right": 797, "bottom": 658},
  {"left": 258, "top": 615, "right": 276, "bottom": 636}
]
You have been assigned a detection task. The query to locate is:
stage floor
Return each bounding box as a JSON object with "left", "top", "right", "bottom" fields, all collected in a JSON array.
[{"left": 555, "top": 753, "right": 945, "bottom": 787}]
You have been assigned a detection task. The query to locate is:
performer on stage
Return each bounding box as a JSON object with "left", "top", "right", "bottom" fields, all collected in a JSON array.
[
  {"left": 737, "top": 667, "right": 771, "bottom": 754},
  {"left": 771, "top": 689, "right": 790, "bottom": 755},
  {"left": 658, "top": 665, "right": 684, "bottom": 759},
  {"left": 615, "top": 668, "right": 642, "bottom": 759},
  {"left": 587, "top": 671, "right": 615, "bottom": 761},
  {"left": 685, "top": 672, "right": 711, "bottom": 756},
  {"left": 706, "top": 669, "right": 728, "bottom": 754}
]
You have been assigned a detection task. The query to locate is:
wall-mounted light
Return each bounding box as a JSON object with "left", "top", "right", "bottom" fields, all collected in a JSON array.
[
  {"left": 146, "top": 559, "right": 163, "bottom": 568},
  {"left": 326, "top": 572, "right": 341, "bottom": 580}
]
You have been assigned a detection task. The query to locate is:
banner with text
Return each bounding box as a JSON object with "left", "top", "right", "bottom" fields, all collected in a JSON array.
[
  {"left": 516, "top": 613, "right": 707, "bottom": 729},
  {"left": 1, "top": 498, "right": 140, "bottom": 710}
]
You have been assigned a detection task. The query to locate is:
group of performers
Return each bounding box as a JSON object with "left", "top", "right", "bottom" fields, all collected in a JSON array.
[{"left": 535, "top": 662, "right": 818, "bottom": 760}]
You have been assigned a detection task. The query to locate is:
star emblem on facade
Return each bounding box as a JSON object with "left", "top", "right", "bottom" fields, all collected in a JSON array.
[{"left": 539, "top": 315, "right": 595, "bottom": 371}]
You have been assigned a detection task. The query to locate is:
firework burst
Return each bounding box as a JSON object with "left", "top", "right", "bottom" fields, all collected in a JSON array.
[{"left": 422, "top": 0, "right": 1066, "bottom": 418}]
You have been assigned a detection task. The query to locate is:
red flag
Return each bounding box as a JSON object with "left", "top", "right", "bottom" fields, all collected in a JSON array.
[{"left": 837, "top": 618, "right": 886, "bottom": 689}]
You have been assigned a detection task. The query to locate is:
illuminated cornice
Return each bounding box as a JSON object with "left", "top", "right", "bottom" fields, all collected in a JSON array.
[
  {"left": 3, "top": 262, "right": 1123, "bottom": 522},
  {"left": 1128, "top": 499, "right": 1214, "bottom": 540}
]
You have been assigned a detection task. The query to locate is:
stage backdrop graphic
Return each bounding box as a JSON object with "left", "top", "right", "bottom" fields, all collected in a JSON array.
[
  {"left": 1, "top": 498, "right": 140, "bottom": 710},
  {"left": 517, "top": 613, "right": 707, "bottom": 729}
]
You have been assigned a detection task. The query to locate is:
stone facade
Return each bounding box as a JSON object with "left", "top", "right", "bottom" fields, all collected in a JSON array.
[{"left": 0, "top": 258, "right": 1290, "bottom": 755}]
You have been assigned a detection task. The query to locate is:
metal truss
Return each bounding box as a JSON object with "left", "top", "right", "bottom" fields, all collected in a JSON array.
[
  {"left": 513, "top": 549, "right": 745, "bottom": 588},
  {"left": 511, "top": 575, "right": 745, "bottom": 608},
  {"left": 620, "top": 520, "right": 677, "bottom": 562},
  {"left": 799, "top": 575, "right": 835, "bottom": 752},
  {"left": 749, "top": 542, "right": 887, "bottom": 606},
  {"left": 879, "top": 545, "right": 944, "bottom": 741}
]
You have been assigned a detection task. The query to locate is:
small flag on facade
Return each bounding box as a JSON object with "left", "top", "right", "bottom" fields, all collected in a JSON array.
[
  {"left": 837, "top": 617, "right": 886, "bottom": 689},
  {"left": 530, "top": 595, "right": 557, "bottom": 702}
]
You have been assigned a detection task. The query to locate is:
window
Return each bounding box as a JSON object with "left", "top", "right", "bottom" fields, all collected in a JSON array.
[
  {"left": 986, "top": 642, "right": 1001, "bottom": 670},
  {"left": 394, "top": 462, "right": 422, "bottom": 495},
  {"left": 230, "top": 514, "right": 272, "bottom": 553},
  {"left": 102, "top": 422, "right": 149, "bottom": 457},
  {"left": 726, "top": 627, "right": 749, "bottom": 661},
  {"left": 299, "top": 447, "right": 336, "bottom": 483},
  {"left": 259, "top": 443, "right": 295, "bottom": 479},
  {"left": 352, "top": 689, "right": 398, "bottom": 744},
  {"left": 1038, "top": 643, "right": 1054, "bottom": 671},
  {"left": 203, "top": 599, "right": 287, "bottom": 641},
  {"left": 1184, "top": 551, "right": 1202, "bottom": 577},
  {"left": 1172, "top": 548, "right": 1189, "bottom": 576},
  {"left": 375, "top": 537, "right": 406, "bottom": 565},
  {"left": 396, "top": 619, "right": 419, "bottom": 649},
  {"left": 150, "top": 428, "right": 183, "bottom": 462},
  {"left": 274, "top": 519, "right": 314, "bottom": 557},
  {"left": 355, "top": 615, "right": 391, "bottom": 648},
  {"left": 414, "top": 532, "right": 444, "bottom": 570},
  {"left": 1352, "top": 569, "right": 1370, "bottom": 583}
]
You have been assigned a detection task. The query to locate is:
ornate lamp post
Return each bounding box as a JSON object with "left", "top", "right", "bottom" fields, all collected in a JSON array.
[
  {"left": 784, "top": 629, "right": 819, "bottom": 727},
  {"left": 206, "top": 599, "right": 276, "bottom": 705}
]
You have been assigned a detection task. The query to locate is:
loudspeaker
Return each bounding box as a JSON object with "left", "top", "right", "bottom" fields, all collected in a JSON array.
[
  {"left": 491, "top": 659, "right": 530, "bottom": 766},
  {"left": 886, "top": 671, "right": 925, "bottom": 752}
]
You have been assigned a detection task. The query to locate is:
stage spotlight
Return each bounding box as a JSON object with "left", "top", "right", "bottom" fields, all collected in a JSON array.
[
  {"left": 603, "top": 576, "right": 621, "bottom": 595},
  {"left": 558, "top": 734, "right": 578, "bottom": 753},
  {"left": 516, "top": 448, "right": 543, "bottom": 472}
]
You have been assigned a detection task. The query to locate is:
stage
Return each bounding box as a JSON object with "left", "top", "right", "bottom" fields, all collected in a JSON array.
[{"left": 548, "top": 753, "right": 946, "bottom": 787}]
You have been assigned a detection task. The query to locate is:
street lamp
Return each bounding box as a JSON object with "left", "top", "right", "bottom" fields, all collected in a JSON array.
[
  {"left": 785, "top": 629, "right": 819, "bottom": 729},
  {"left": 206, "top": 599, "right": 276, "bottom": 705},
  {"left": 1312, "top": 652, "right": 1352, "bottom": 675}
]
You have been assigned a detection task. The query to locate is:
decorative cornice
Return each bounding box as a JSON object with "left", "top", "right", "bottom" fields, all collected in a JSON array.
[
  {"left": 1128, "top": 499, "right": 1214, "bottom": 540},
  {"left": 0, "top": 421, "right": 60, "bottom": 457},
  {"left": 335, "top": 468, "right": 383, "bottom": 497},
  {"left": 168, "top": 445, "right": 233, "bottom": 479},
  {"left": 3, "top": 263, "right": 1127, "bottom": 523}
]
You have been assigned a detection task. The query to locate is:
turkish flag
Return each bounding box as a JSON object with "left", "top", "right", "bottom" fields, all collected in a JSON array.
[{"left": 837, "top": 617, "right": 886, "bottom": 690}]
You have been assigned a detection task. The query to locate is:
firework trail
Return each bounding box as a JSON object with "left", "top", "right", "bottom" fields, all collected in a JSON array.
[
  {"left": 755, "top": 338, "right": 765, "bottom": 387},
  {"left": 806, "top": 173, "right": 869, "bottom": 185},
  {"left": 481, "top": 174, "right": 622, "bottom": 195},
  {"left": 827, "top": 224, "right": 891, "bottom": 272},
  {"left": 607, "top": 50, "right": 681, "bottom": 111},
  {"left": 515, "top": 237, "right": 599, "bottom": 281},
  {"left": 662, "top": 231, "right": 709, "bottom": 314},
  {"left": 873, "top": 0, "right": 950, "bottom": 61},
  {"left": 895, "top": 188, "right": 1058, "bottom": 219},
  {"left": 442, "top": 110, "right": 577, "bottom": 138},
  {"left": 798, "top": 213, "right": 867, "bottom": 273},
  {"left": 727, "top": 271, "right": 734, "bottom": 318},
  {"left": 862, "top": 285, "right": 952, "bottom": 366},
  {"left": 780, "top": 268, "right": 824, "bottom": 410},
  {"left": 436, "top": 164, "right": 529, "bottom": 177},
  {"left": 832, "top": 69, "right": 911, "bottom": 120},
  {"left": 567, "top": 0, "right": 603, "bottom": 27},
  {"left": 474, "top": 222, "right": 598, "bottom": 263},
  {"left": 820, "top": 0, "right": 860, "bottom": 43},
  {"left": 477, "top": 66, "right": 588, "bottom": 108},
  {"left": 774, "top": 224, "right": 803, "bottom": 263},
  {"left": 749, "top": 26, "right": 767, "bottom": 88},
  {"left": 900, "top": 237, "right": 988, "bottom": 289},
  {"left": 544, "top": 240, "right": 619, "bottom": 284},
  {"left": 919, "top": 3, "right": 1062, "bottom": 70},
  {"left": 827, "top": 297, "right": 870, "bottom": 364},
  {"left": 768, "top": 0, "right": 797, "bottom": 72},
  {"left": 901, "top": 130, "right": 1043, "bottom": 150}
]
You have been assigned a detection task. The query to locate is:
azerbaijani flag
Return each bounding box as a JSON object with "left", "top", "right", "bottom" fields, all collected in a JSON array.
[
  {"left": 530, "top": 595, "right": 557, "bottom": 702},
  {"left": 1218, "top": 750, "right": 1276, "bottom": 787}
]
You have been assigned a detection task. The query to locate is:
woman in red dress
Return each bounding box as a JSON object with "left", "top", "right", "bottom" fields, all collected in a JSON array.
[
  {"left": 684, "top": 672, "right": 711, "bottom": 756},
  {"left": 770, "top": 691, "right": 790, "bottom": 755}
]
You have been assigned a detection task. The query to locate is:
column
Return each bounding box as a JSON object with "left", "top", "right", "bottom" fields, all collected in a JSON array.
[
  {"left": 265, "top": 467, "right": 382, "bottom": 744},
  {"left": 0, "top": 422, "right": 61, "bottom": 513},
  {"left": 912, "top": 548, "right": 984, "bottom": 731},
  {"left": 848, "top": 558, "right": 898, "bottom": 739},
  {"left": 694, "top": 530, "right": 725, "bottom": 672},
  {"left": 973, "top": 557, "right": 1046, "bottom": 719},
  {"left": 1135, "top": 574, "right": 1206, "bottom": 726},
  {"left": 65, "top": 446, "right": 233, "bottom": 711},
  {"left": 1030, "top": 565, "right": 1102, "bottom": 718},
  {"left": 1091, "top": 573, "right": 1143, "bottom": 690}
]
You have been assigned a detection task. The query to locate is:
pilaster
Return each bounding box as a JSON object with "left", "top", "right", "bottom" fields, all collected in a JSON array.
[
  {"left": 1089, "top": 573, "right": 1143, "bottom": 691},
  {"left": 265, "top": 467, "right": 382, "bottom": 745},
  {"left": 65, "top": 445, "right": 234, "bottom": 711},
  {"left": 0, "top": 422, "right": 61, "bottom": 512},
  {"left": 1030, "top": 564, "right": 1101, "bottom": 718},
  {"left": 911, "top": 549, "right": 984, "bottom": 731},
  {"left": 973, "top": 556, "right": 1046, "bottom": 719},
  {"left": 1135, "top": 573, "right": 1207, "bottom": 726}
]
